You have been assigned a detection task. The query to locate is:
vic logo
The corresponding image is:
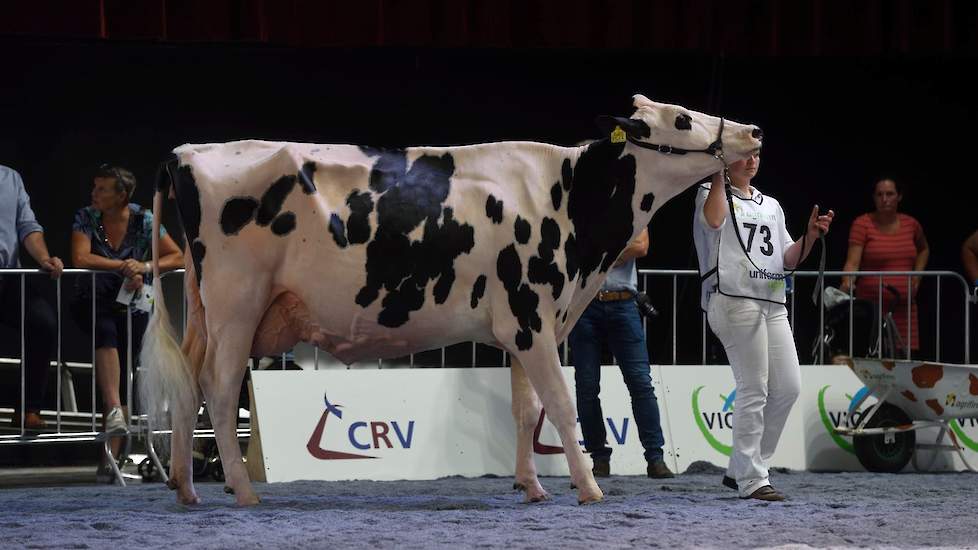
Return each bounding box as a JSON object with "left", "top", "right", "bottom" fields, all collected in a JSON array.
[
  {"left": 306, "top": 393, "right": 416, "bottom": 460},
  {"left": 692, "top": 386, "right": 735, "bottom": 456},
  {"left": 817, "top": 385, "right": 871, "bottom": 453}
]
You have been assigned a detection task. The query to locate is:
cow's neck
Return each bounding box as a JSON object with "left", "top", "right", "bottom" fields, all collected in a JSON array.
[{"left": 565, "top": 139, "right": 645, "bottom": 290}]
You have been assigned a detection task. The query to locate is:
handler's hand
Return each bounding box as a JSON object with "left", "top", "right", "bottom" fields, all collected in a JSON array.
[{"left": 807, "top": 205, "right": 835, "bottom": 239}]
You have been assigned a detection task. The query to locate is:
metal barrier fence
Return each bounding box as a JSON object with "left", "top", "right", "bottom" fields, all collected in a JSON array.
[
  {"left": 1, "top": 267, "right": 973, "bottom": 476},
  {"left": 634, "top": 269, "right": 972, "bottom": 366}
]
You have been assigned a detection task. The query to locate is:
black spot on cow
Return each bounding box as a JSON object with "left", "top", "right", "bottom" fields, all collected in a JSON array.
[
  {"left": 566, "top": 139, "right": 636, "bottom": 288},
  {"left": 496, "top": 244, "right": 542, "bottom": 351},
  {"left": 675, "top": 113, "right": 692, "bottom": 130},
  {"left": 561, "top": 158, "right": 573, "bottom": 191},
  {"left": 328, "top": 214, "right": 347, "bottom": 248},
  {"left": 356, "top": 148, "right": 474, "bottom": 327},
  {"left": 172, "top": 164, "right": 204, "bottom": 285},
  {"left": 256, "top": 175, "right": 297, "bottom": 226},
  {"left": 486, "top": 195, "right": 504, "bottom": 224},
  {"left": 359, "top": 145, "right": 406, "bottom": 194},
  {"left": 298, "top": 161, "right": 317, "bottom": 194},
  {"left": 220, "top": 197, "right": 259, "bottom": 236},
  {"left": 514, "top": 216, "right": 531, "bottom": 244},
  {"left": 550, "top": 182, "right": 562, "bottom": 211},
  {"left": 471, "top": 275, "right": 487, "bottom": 309},
  {"left": 271, "top": 212, "right": 296, "bottom": 236},
  {"left": 564, "top": 233, "right": 579, "bottom": 282},
  {"left": 640, "top": 192, "right": 655, "bottom": 212},
  {"left": 190, "top": 241, "right": 206, "bottom": 285},
  {"left": 527, "top": 217, "right": 564, "bottom": 300},
  {"left": 346, "top": 190, "right": 374, "bottom": 244}
]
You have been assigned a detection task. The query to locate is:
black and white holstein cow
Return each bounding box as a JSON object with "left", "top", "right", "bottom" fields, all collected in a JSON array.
[{"left": 140, "top": 94, "right": 762, "bottom": 506}]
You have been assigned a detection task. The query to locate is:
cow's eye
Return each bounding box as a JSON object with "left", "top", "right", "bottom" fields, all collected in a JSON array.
[{"left": 674, "top": 114, "right": 692, "bottom": 131}]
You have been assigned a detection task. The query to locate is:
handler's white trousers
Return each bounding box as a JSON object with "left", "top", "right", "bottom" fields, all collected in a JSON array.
[{"left": 707, "top": 293, "right": 801, "bottom": 497}]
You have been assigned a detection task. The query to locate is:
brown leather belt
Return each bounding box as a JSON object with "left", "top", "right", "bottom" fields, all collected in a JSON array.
[{"left": 596, "top": 290, "right": 635, "bottom": 302}]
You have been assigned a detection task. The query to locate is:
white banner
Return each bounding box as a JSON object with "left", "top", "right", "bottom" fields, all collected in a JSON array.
[
  {"left": 252, "top": 367, "right": 674, "bottom": 482},
  {"left": 251, "top": 364, "right": 977, "bottom": 482}
]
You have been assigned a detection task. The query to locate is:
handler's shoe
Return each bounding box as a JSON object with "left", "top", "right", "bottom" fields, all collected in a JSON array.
[
  {"left": 742, "top": 485, "right": 785, "bottom": 502},
  {"left": 591, "top": 458, "right": 610, "bottom": 478},
  {"left": 646, "top": 460, "right": 674, "bottom": 479},
  {"left": 722, "top": 476, "right": 738, "bottom": 490},
  {"left": 104, "top": 407, "right": 129, "bottom": 435}
]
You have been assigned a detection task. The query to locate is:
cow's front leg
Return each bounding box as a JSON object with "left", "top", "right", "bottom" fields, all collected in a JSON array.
[
  {"left": 510, "top": 359, "right": 549, "bottom": 502},
  {"left": 509, "top": 343, "right": 603, "bottom": 505},
  {"left": 199, "top": 313, "right": 265, "bottom": 506}
]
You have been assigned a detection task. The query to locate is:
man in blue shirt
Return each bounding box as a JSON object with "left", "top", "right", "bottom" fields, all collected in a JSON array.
[
  {"left": 568, "top": 228, "right": 673, "bottom": 478},
  {"left": 1, "top": 164, "right": 63, "bottom": 430}
]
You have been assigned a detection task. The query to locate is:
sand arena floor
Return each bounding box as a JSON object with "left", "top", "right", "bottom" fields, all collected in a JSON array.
[{"left": 1, "top": 461, "right": 975, "bottom": 549}]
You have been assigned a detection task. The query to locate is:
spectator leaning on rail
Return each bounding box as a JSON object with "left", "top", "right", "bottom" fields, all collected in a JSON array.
[
  {"left": 69, "top": 164, "right": 182, "bottom": 475},
  {"left": 840, "top": 178, "right": 929, "bottom": 355},
  {"left": 0, "top": 164, "right": 63, "bottom": 431}
]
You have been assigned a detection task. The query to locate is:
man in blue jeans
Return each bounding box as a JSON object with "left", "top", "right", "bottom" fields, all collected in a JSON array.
[{"left": 568, "top": 228, "right": 673, "bottom": 478}]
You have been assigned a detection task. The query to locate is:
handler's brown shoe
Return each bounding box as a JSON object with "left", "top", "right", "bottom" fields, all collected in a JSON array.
[
  {"left": 647, "top": 460, "right": 674, "bottom": 479},
  {"left": 591, "top": 458, "right": 610, "bottom": 478},
  {"left": 742, "top": 485, "right": 785, "bottom": 501}
]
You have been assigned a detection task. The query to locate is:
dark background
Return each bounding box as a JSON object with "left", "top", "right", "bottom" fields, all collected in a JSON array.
[{"left": 1, "top": 1, "right": 976, "bottom": 405}]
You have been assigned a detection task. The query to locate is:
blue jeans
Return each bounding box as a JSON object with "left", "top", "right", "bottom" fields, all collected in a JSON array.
[{"left": 568, "top": 298, "right": 665, "bottom": 463}]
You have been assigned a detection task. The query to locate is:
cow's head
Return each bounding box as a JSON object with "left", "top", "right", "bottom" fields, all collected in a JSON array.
[{"left": 596, "top": 94, "right": 762, "bottom": 205}]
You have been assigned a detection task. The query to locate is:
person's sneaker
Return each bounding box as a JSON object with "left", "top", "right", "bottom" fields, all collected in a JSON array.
[
  {"left": 104, "top": 407, "right": 129, "bottom": 435},
  {"left": 591, "top": 458, "right": 610, "bottom": 478},
  {"left": 646, "top": 460, "right": 674, "bottom": 479},
  {"left": 722, "top": 475, "right": 738, "bottom": 490}
]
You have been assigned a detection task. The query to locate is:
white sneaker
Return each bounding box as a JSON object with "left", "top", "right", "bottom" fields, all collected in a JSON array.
[{"left": 105, "top": 407, "right": 129, "bottom": 435}]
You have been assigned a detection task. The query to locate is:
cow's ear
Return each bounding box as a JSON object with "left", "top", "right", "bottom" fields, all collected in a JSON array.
[{"left": 595, "top": 115, "right": 651, "bottom": 141}]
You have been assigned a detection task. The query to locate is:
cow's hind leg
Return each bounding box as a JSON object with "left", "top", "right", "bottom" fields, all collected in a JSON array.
[
  {"left": 510, "top": 343, "right": 603, "bottom": 504},
  {"left": 510, "top": 359, "right": 549, "bottom": 502},
  {"left": 199, "top": 327, "right": 259, "bottom": 505}
]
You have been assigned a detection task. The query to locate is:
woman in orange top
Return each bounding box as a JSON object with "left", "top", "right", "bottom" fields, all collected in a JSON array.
[{"left": 840, "top": 178, "right": 929, "bottom": 353}]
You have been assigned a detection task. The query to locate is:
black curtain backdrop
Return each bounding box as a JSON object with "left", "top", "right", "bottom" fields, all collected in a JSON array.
[{"left": 0, "top": 38, "right": 975, "bottom": 411}]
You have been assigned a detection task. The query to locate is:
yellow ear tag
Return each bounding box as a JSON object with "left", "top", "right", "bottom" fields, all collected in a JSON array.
[{"left": 610, "top": 126, "right": 626, "bottom": 143}]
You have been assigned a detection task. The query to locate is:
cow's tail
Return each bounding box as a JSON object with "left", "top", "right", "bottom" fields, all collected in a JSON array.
[{"left": 138, "top": 165, "right": 200, "bottom": 448}]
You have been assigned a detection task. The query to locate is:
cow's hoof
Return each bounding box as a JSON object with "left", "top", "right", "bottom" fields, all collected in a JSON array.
[
  {"left": 176, "top": 491, "right": 201, "bottom": 505},
  {"left": 165, "top": 479, "right": 179, "bottom": 491},
  {"left": 515, "top": 479, "right": 549, "bottom": 503},
  {"left": 577, "top": 486, "right": 604, "bottom": 505},
  {"left": 224, "top": 486, "right": 234, "bottom": 495},
  {"left": 235, "top": 496, "right": 260, "bottom": 506}
]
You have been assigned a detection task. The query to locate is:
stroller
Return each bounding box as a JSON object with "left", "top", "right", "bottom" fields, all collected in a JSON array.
[{"left": 811, "top": 285, "right": 907, "bottom": 364}]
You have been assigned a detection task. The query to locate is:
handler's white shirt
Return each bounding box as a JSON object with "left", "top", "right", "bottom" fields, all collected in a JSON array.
[{"left": 693, "top": 182, "right": 795, "bottom": 310}]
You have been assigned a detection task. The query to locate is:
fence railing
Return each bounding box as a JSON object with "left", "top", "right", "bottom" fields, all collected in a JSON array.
[{"left": 0, "top": 267, "right": 973, "bottom": 461}]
